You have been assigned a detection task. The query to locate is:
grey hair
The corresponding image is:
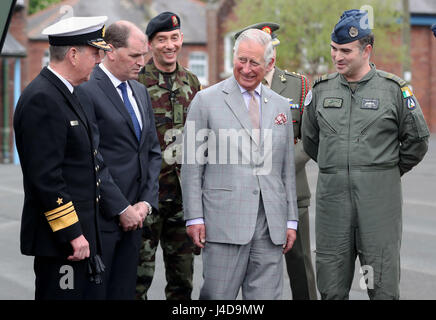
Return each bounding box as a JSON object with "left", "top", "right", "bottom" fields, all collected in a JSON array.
[
  {"left": 49, "top": 45, "right": 85, "bottom": 62},
  {"left": 233, "top": 28, "right": 274, "bottom": 67}
]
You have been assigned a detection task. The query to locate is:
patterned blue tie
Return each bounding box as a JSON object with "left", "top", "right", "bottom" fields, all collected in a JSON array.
[{"left": 118, "top": 82, "right": 141, "bottom": 141}]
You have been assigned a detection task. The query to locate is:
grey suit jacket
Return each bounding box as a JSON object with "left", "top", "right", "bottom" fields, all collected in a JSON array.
[{"left": 181, "top": 76, "right": 298, "bottom": 245}]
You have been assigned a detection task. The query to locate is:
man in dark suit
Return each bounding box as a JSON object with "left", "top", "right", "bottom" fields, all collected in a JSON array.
[
  {"left": 79, "top": 20, "right": 161, "bottom": 299},
  {"left": 13, "top": 16, "right": 112, "bottom": 300}
]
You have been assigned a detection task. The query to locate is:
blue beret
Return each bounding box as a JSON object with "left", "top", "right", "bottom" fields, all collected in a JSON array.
[
  {"left": 331, "top": 9, "right": 372, "bottom": 44},
  {"left": 146, "top": 12, "right": 181, "bottom": 40},
  {"left": 432, "top": 24, "right": 436, "bottom": 38}
]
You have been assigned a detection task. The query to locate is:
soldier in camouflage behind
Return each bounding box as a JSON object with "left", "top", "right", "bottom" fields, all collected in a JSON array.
[{"left": 136, "top": 11, "right": 201, "bottom": 300}]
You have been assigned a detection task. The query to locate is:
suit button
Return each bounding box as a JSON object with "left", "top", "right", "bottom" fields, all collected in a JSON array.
[
  {"left": 94, "top": 149, "right": 98, "bottom": 156},
  {"left": 96, "top": 197, "right": 99, "bottom": 203},
  {"left": 253, "top": 190, "right": 259, "bottom": 195},
  {"left": 96, "top": 181, "right": 100, "bottom": 187}
]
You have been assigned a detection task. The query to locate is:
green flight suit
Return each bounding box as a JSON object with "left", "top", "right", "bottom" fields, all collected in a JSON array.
[
  {"left": 136, "top": 59, "right": 201, "bottom": 300},
  {"left": 302, "top": 64, "right": 429, "bottom": 300},
  {"left": 268, "top": 67, "right": 317, "bottom": 300}
]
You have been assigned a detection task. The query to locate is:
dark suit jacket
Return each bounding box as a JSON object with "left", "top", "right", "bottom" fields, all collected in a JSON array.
[
  {"left": 79, "top": 65, "right": 161, "bottom": 231},
  {"left": 14, "top": 67, "right": 103, "bottom": 257}
]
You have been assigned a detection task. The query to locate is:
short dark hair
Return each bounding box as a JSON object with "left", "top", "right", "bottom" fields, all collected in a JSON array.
[
  {"left": 49, "top": 45, "right": 84, "bottom": 62},
  {"left": 104, "top": 23, "right": 130, "bottom": 48},
  {"left": 358, "top": 33, "right": 374, "bottom": 52}
]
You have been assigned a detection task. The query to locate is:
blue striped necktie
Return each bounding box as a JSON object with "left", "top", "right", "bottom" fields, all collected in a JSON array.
[{"left": 118, "top": 82, "right": 141, "bottom": 141}]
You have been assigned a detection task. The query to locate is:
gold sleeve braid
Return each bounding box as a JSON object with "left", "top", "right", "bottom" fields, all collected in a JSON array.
[{"left": 44, "top": 201, "right": 79, "bottom": 232}]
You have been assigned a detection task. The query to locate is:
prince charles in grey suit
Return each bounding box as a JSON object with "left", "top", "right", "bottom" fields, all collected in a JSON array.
[{"left": 181, "top": 29, "right": 299, "bottom": 299}]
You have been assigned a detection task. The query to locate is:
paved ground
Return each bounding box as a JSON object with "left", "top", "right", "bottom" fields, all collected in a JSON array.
[{"left": 1, "top": 135, "right": 435, "bottom": 300}]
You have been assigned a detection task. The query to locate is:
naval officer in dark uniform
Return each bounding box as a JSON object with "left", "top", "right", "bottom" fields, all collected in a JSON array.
[{"left": 14, "top": 16, "right": 112, "bottom": 300}]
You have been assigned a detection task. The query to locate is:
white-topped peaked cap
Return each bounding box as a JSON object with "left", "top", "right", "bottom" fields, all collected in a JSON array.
[{"left": 42, "top": 16, "right": 111, "bottom": 51}]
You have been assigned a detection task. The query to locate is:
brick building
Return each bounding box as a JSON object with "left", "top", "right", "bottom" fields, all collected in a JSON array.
[
  {"left": 1, "top": 0, "right": 435, "bottom": 163},
  {"left": 0, "top": 0, "right": 27, "bottom": 164},
  {"left": 25, "top": 0, "right": 208, "bottom": 85}
]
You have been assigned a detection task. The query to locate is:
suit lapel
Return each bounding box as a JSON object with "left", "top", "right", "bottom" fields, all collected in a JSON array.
[
  {"left": 41, "top": 67, "right": 89, "bottom": 131},
  {"left": 128, "top": 80, "right": 147, "bottom": 145},
  {"left": 223, "top": 77, "right": 257, "bottom": 143},
  {"left": 93, "top": 66, "right": 138, "bottom": 141}
]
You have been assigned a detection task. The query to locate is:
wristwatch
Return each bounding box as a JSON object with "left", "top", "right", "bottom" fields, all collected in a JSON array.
[{"left": 144, "top": 201, "right": 152, "bottom": 215}]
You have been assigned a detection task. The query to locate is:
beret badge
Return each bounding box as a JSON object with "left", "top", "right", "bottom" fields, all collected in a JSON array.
[
  {"left": 349, "top": 26, "right": 359, "bottom": 37},
  {"left": 172, "top": 15, "right": 178, "bottom": 27},
  {"left": 261, "top": 26, "right": 272, "bottom": 35}
]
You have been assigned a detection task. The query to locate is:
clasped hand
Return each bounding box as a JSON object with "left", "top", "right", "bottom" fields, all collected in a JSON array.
[{"left": 119, "top": 202, "right": 149, "bottom": 232}]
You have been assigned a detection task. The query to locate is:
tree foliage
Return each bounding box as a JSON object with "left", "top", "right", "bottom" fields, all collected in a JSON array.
[
  {"left": 28, "top": 0, "right": 63, "bottom": 15},
  {"left": 226, "top": 0, "right": 404, "bottom": 76}
]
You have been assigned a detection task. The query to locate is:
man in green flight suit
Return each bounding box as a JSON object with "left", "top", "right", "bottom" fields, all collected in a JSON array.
[
  {"left": 302, "top": 10, "right": 429, "bottom": 300},
  {"left": 234, "top": 22, "right": 317, "bottom": 300},
  {"left": 136, "top": 11, "right": 201, "bottom": 300}
]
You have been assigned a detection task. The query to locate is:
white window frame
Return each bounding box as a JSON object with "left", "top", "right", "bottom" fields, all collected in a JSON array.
[
  {"left": 188, "top": 51, "right": 209, "bottom": 86},
  {"left": 223, "top": 31, "right": 236, "bottom": 78}
]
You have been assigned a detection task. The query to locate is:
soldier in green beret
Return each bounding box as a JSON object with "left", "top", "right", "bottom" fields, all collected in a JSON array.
[
  {"left": 135, "top": 11, "right": 201, "bottom": 300},
  {"left": 235, "top": 22, "right": 317, "bottom": 300},
  {"left": 302, "top": 9, "right": 429, "bottom": 299}
]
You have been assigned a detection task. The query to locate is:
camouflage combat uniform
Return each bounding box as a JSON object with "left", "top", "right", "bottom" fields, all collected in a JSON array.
[{"left": 136, "top": 59, "right": 201, "bottom": 300}]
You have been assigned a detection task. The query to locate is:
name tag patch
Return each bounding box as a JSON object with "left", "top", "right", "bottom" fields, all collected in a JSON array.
[
  {"left": 70, "top": 120, "right": 79, "bottom": 126},
  {"left": 323, "top": 98, "right": 343, "bottom": 108},
  {"left": 361, "top": 99, "right": 379, "bottom": 110}
]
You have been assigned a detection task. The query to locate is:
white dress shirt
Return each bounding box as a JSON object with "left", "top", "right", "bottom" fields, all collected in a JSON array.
[
  {"left": 47, "top": 66, "right": 74, "bottom": 93},
  {"left": 99, "top": 63, "right": 143, "bottom": 129}
]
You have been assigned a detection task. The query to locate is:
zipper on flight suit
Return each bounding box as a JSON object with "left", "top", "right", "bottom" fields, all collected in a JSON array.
[
  {"left": 347, "top": 87, "right": 359, "bottom": 231},
  {"left": 318, "top": 112, "right": 337, "bottom": 134}
]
